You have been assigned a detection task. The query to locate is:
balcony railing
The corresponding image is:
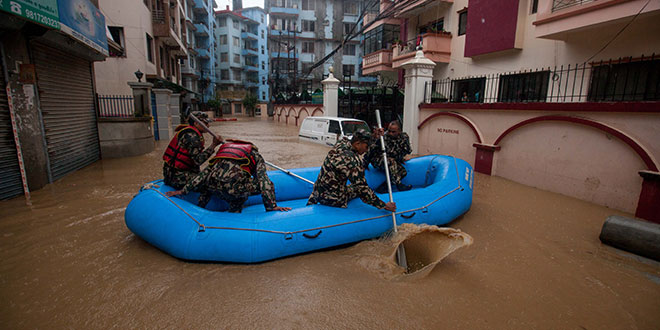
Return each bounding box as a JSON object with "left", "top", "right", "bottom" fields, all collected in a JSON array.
[
  {"left": 152, "top": 9, "right": 165, "bottom": 23},
  {"left": 424, "top": 55, "right": 660, "bottom": 104},
  {"left": 552, "top": 0, "right": 595, "bottom": 12},
  {"left": 392, "top": 32, "right": 451, "bottom": 68}
]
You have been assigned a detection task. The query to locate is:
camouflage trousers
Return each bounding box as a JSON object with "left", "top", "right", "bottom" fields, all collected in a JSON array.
[
  {"left": 197, "top": 176, "right": 260, "bottom": 212},
  {"left": 163, "top": 163, "right": 199, "bottom": 189},
  {"left": 308, "top": 183, "right": 379, "bottom": 208},
  {"left": 371, "top": 157, "right": 407, "bottom": 185}
]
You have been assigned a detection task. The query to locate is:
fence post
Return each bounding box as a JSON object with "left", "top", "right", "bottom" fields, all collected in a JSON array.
[
  {"left": 401, "top": 50, "right": 436, "bottom": 155},
  {"left": 322, "top": 67, "right": 340, "bottom": 117}
]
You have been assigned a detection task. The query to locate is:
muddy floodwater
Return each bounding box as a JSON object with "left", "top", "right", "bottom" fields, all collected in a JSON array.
[{"left": 1, "top": 118, "right": 659, "bottom": 329}]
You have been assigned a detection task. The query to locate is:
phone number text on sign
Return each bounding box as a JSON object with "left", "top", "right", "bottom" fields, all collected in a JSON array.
[{"left": 25, "top": 7, "right": 59, "bottom": 29}]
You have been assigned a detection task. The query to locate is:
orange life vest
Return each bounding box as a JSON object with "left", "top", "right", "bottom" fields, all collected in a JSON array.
[
  {"left": 162, "top": 125, "right": 205, "bottom": 170},
  {"left": 209, "top": 141, "right": 256, "bottom": 175}
]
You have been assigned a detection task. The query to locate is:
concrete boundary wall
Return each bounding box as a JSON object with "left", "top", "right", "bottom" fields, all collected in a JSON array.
[
  {"left": 418, "top": 102, "right": 660, "bottom": 222},
  {"left": 273, "top": 104, "right": 325, "bottom": 126}
]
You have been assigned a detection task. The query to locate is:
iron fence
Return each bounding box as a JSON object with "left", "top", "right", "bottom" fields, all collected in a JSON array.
[
  {"left": 552, "top": 0, "right": 595, "bottom": 12},
  {"left": 424, "top": 55, "right": 660, "bottom": 104},
  {"left": 97, "top": 94, "right": 135, "bottom": 118}
]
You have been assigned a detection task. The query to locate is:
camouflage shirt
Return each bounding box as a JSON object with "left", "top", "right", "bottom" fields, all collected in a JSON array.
[
  {"left": 181, "top": 146, "right": 278, "bottom": 211},
  {"left": 162, "top": 128, "right": 217, "bottom": 189},
  {"left": 366, "top": 132, "right": 411, "bottom": 165},
  {"left": 307, "top": 137, "right": 386, "bottom": 209}
]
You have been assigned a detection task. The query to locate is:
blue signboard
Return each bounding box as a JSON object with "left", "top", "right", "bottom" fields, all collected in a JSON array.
[{"left": 57, "top": 0, "right": 108, "bottom": 56}]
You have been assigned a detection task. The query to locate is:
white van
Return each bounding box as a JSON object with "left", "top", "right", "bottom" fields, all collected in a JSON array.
[{"left": 299, "top": 117, "right": 370, "bottom": 146}]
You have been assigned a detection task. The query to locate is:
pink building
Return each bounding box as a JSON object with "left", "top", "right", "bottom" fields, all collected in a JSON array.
[{"left": 362, "top": 0, "right": 660, "bottom": 222}]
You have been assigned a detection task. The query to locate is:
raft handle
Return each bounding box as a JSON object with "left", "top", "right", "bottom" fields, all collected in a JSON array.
[
  {"left": 303, "top": 230, "right": 322, "bottom": 239},
  {"left": 401, "top": 212, "right": 416, "bottom": 219},
  {"left": 422, "top": 207, "right": 429, "bottom": 213},
  {"left": 198, "top": 225, "right": 206, "bottom": 232},
  {"left": 285, "top": 233, "right": 293, "bottom": 240}
]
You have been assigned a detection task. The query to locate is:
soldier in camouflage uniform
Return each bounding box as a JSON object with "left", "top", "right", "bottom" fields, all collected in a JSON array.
[
  {"left": 166, "top": 140, "right": 291, "bottom": 213},
  {"left": 367, "top": 121, "right": 412, "bottom": 193},
  {"left": 307, "top": 129, "right": 396, "bottom": 212},
  {"left": 162, "top": 111, "right": 222, "bottom": 189}
]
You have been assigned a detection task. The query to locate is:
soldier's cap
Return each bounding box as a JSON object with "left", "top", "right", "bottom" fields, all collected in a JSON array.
[
  {"left": 190, "top": 111, "right": 212, "bottom": 124},
  {"left": 351, "top": 129, "right": 371, "bottom": 143}
]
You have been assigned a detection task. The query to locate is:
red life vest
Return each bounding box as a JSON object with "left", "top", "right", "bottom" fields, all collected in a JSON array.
[
  {"left": 162, "top": 125, "right": 205, "bottom": 170},
  {"left": 209, "top": 141, "right": 256, "bottom": 175}
]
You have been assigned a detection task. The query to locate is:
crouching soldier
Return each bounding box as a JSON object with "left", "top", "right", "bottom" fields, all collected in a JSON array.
[
  {"left": 307, "top": 129, "right": 396, "bottom": 212},
  {"left": 166, "top": 140, "right": 292, "bottom": 213},
  {"left": 367, "top": 120, "right": 412, "bottom": 193},
  {"left": 162, "top": 111, "right": 222, "bottom": 189}
]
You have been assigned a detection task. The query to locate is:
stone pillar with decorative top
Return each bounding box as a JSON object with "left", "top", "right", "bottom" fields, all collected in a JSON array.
[
  {"left": 322, "top": 67, "right": 340, "bottom": 118},
  {"left": 401, "top": 50, "right": 436, "bottom": 155}
]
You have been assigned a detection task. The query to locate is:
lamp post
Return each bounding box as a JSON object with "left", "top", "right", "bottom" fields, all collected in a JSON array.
[{"left": 134, "top": 69, "right": 144, "bottom": 82}]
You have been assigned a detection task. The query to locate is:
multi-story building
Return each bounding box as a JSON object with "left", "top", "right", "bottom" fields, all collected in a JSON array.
[
  {"left": 266, "top": 0, "right": 377, "bottom": 100},
  {"left": 191, "top": 0, "right": 217, "bottom": 103},
  {"left": 363, "top": 0, "right": 660, "bottom": 101},
  {"left": 215, "top": 6, "right": 269, "bottom": 114}
]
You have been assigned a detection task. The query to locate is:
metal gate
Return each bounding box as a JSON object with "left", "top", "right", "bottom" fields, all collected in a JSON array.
[
  {"left": 32, "top": 42, "right": 100, "bottom": 181},
  {"left": 0, "top": 56, "right": 24, "bottom": 199}
]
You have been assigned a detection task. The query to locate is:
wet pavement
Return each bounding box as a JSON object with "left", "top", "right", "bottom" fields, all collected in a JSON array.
[{"left": 1, "top": 117, "right": 659, "bottom": 329}]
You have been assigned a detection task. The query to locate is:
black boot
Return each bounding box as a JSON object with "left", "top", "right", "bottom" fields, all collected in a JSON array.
[
  {"left": 396, "top": 183, "right": 412, "bottom": 191},
  {"left": 375, "top": 182, "right": 388, "bottom": 194}
]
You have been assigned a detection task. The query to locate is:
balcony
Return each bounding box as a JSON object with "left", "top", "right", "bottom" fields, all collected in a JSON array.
[
  {"left": 392, "top": 32, "right": 451, "bottom": 69},
  {"left": 241, "top": 31, "right": 258, "bottom": 40},
  {"left": 241, "top": 47, "right": 259, "bottom": 57},
  {"left": 269, "top": 29, "right": 297, "bottom": 37},
  {"left": 244, "top": 62, "right": 259, "bottom": 71},
  {"left": 270, "top": 6, "right": 299, "bottom": 16},
  {"left": 193, "top": 0, "right": 209, "bottom": 14},
  {"left": 270, "top": 52, "right": 298, "bottom": 59},
  {"left": 362, "top": 49, "right": 394, "bottom": 75},
  {"left": 152, "top": 9, "right": 187, "bottom": 56},
  {"left": 194, "top": 23, "right": 209, "bottom": 36},
  {"left": 534, "top": 0, "right": 660, "bottom": 40},
  {"left": 181, "top": 65, "right": 200, "bottom": 77},
  {"left": 196, "top": 48, "right": 210, "bottom": 59},
  {"left": 245, "top": 80, "right": 259, "bottom": 87},
  {"left": 393, "top": 0, "right": 452, "bottom": 18}
]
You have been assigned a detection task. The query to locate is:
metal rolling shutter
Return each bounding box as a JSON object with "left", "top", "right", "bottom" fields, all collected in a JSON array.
[
  {"left": 32, "top": 42, "right": 100, "bottom": 181},
  {"left": 0, "top": 60, "right": 24, "bottom": 199}
]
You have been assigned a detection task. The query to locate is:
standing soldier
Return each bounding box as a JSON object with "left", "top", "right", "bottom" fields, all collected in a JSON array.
[
  {"left": 166, "top": 139, "right": 291, "bottom": 213},
  {"left": 367, "top": 121, "right": 412, "bottom": 193},
  {"left": 162, "top": 111, "right": 223, "bottom": 189},
  {"left": 307, "top": 129, "right": 396, "bottom": 212}
]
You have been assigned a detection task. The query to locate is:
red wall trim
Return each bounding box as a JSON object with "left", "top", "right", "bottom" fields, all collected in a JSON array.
[
  {"left": 420, "top": 101, "right": 660, "bottom": 113},
  {"left": 493, "top": 115, "right": 659, "bottom": 171},
  {"left": 417, "top": 112, "right": 483, "bottom": 143}
]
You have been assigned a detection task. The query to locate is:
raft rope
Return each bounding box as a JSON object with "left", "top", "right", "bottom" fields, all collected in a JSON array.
[{"left": 143, "top": 157, "right": 464, "bottom": 235}]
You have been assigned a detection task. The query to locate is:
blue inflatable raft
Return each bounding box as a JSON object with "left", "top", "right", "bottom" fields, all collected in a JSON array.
[{"left": 124, "top": 155, "right": 474, "bottom": 263}]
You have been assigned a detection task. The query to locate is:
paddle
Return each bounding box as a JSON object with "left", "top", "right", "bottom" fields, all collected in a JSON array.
[
  {"left": 188, "top": 113, "right": 314, "bottom": 185},
  {"left": 375, "top": 110, "right": 408, "bottom": 269}
]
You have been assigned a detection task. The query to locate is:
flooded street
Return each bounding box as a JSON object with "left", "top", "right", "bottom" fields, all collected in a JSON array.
[{"left": 1, "top": 118, "right": 659, "bottom": 329}]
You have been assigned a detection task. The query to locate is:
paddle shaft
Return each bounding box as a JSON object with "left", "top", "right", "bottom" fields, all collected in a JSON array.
[
  {"left": 189, "top": 113, "right": 314, "bottom": 185},
  {"left": 375, "top": 110, "right": 408, "bottom": 269}
]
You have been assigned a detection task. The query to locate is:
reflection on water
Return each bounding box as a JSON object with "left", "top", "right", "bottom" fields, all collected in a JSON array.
[{"left": 1, "top": 118, "right": 658, "bottom": 329}]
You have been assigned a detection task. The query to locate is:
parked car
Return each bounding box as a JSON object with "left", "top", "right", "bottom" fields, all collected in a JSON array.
[{"left": 299, "top": 117, "right": 370, "bottom": 146}]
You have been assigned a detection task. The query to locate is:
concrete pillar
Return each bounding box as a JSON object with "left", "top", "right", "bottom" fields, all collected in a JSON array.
[
  {"left": 401, "top": 50, "right": 436, "bottom": 154},
  {"left": 260, "top": 103, "right": 269, "bottom": 120},
  {"left": 322, "top": 67, "right": 340, "bottom": 118},
  {"left": 169, "top": 93, "right": 181, "bottom": 129},
  {"left": 152, "top": 88, "right": 173, "bottom": 141},
  {"left": 127, "top": 82, "right": 153, "bottom": 117}
]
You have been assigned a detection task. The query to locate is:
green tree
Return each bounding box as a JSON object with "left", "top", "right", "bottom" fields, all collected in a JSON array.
[{"left": 242, "top": 93, "right": 258, "bottom": 117}]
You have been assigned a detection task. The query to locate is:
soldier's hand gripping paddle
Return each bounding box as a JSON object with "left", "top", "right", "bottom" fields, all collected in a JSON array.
[
  {"left": 188, "top": 113, "right": 313, "bottom": 185},
  {"left": 375, "top": 109, "right": 408, "bottom": 269}
]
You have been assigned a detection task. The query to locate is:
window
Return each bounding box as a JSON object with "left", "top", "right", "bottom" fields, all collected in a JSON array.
[
  {"left": 159, "top": 46, "right": 165, "bottom": 70},
  {"left": 588, "top": 59, "right": 660, "bottom": 101},
  {"left": 218, "top": 18, "right": 226, "bottom": 27},
  {"left": 420, "top": 19, "right": 444, "bottom": 34},
  {"left": 531, "top": 0, "right": 539, "bottom": 14},
  {"left": 261, "top": 45, "right": 265, "bottom": 54},
  {"left": 262, "top": 61, "right": 265, "bottom": 69},
  {"left": 302, "top": 41, "right": 314, "bottom": 53},
  {"left": 219, "top": 35, "right": 227, "bottom": 44},
  {"left": 233, "top": 54, "right": 241, "bottom": 63},
  {"left": 328, "top": 120, "right": 340, "bottom": 134},
  {"left": 233, "top": 36, "right": 240, "bottom": 46},
  {"left": 233, "top": 19, "right": 239, "bottom": 29},
  {"left": 234, "top": 103, "right": 242, "bottom": 114},
  {"left": 146, "top": 33, "right": 154, "bottom": 63},
  {"left": 108, "top": 26, "right": 125, "bottom": 57},
  {"left": 343, "top": 23, "right": 356, "bottom": 35},
  {"left": 261, "top": 14, "right": 265, "bottom": 23},
  {"left": 342, "top": 64, "right": 355, "bottom": 76},
  {"left": 344, "top": 2, "right": 357, "bottom": 15},
  {"left": 302, "top": 0, "right": 315, "bottom": 10},
  {"left": 261, "top": 30, "right": 264, "bottom": 38},
  {"left": 302, "top": 20, "right": 315, "bottom": 32},
  {"left": 342, "top": 44, "right": 356, "bottom": 56},
  {"left": 452, "top": 77, "right": 485, "bottom": 103},
  {"left": 262, "top": 91, "right": 266, "bottom": 99},
  {"left": 221, "top": 52, "right": 228, "bottom": 62},
  {"left": 262, "top": 76, "right": 266, "bottom": 85},
  {"left": 362, "top": 24, "right": 399, "bottom": 54},
  {"left": 458, "top": 10, "right": 468, "bottom": 36},
  {"left": 498, "top": 71, "right": 550, "bottom": 102},
  {"left": 143, "top": 0, "right": 150, "bottom": 7},
  {"left": 221, "top": 69, "right": 229, "bottom": 80},
  {"left": 232, "top": 68, "right": 242, "bottom": 80}
]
